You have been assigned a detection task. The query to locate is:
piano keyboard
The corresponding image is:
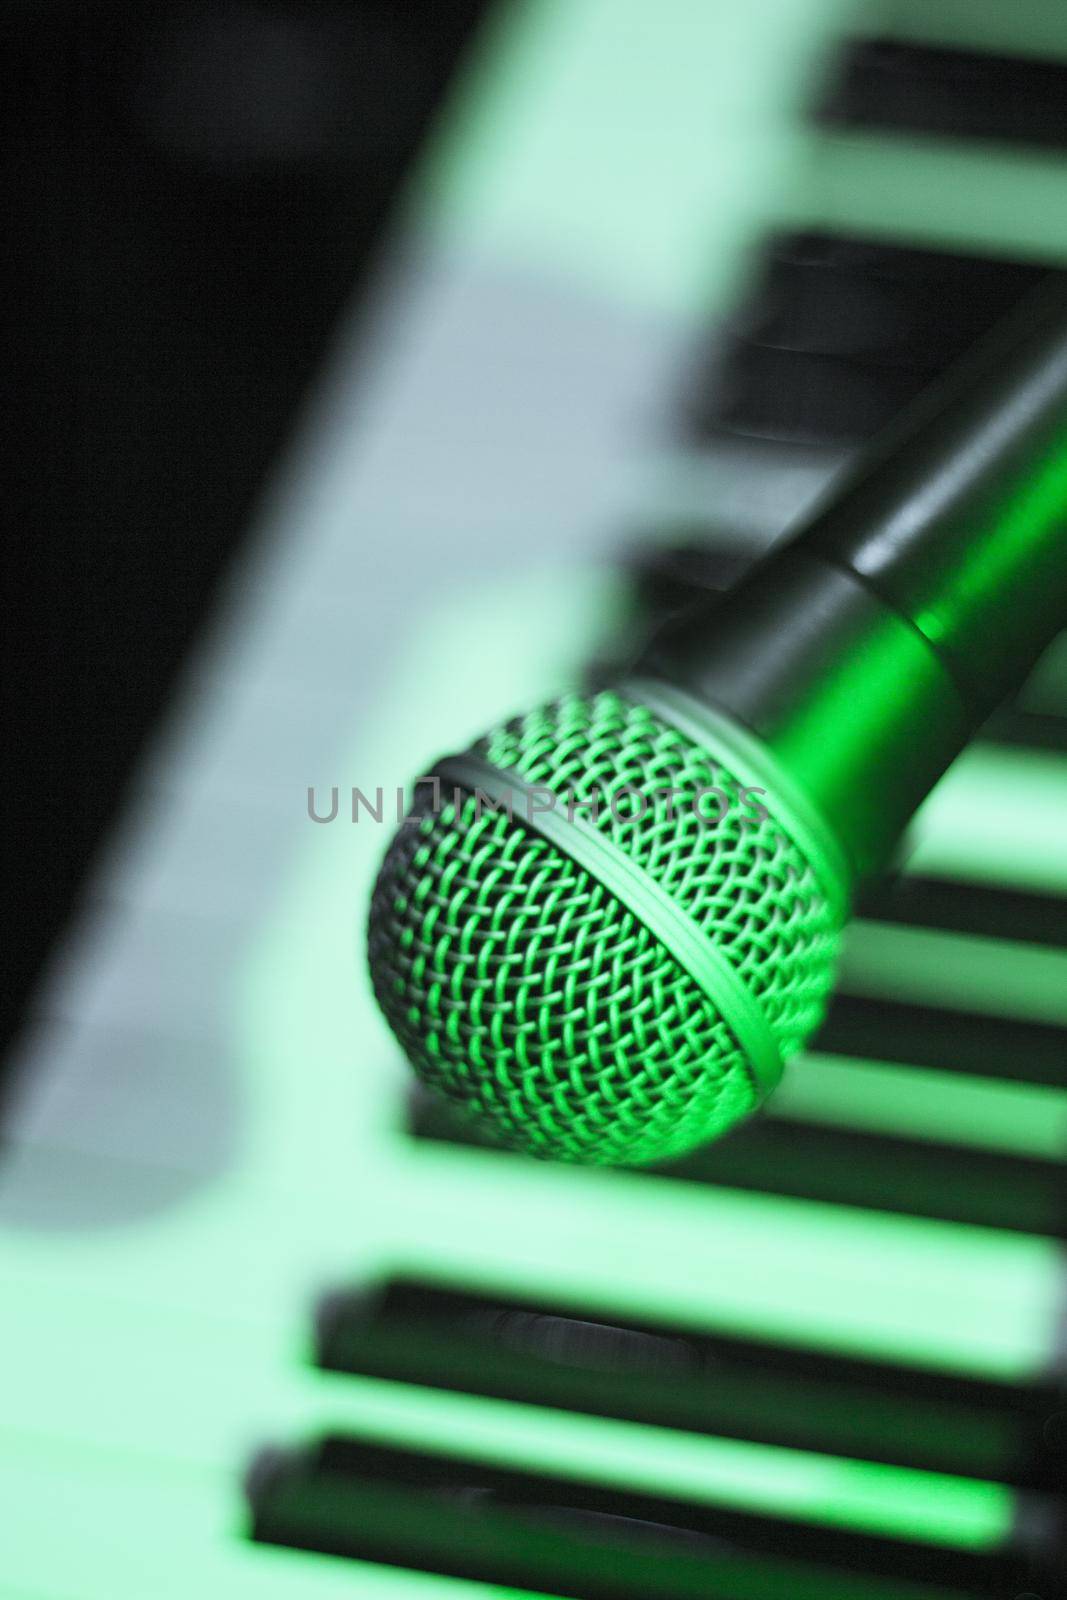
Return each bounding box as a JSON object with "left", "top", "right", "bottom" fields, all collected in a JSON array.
[{"left": 2, "top": 2, "right": 1065, "bottom": 1598}]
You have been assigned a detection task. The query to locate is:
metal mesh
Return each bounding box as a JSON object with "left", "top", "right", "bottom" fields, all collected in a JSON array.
[{"left": 368, "top": 689, "right": 840, "bottom": 1165}]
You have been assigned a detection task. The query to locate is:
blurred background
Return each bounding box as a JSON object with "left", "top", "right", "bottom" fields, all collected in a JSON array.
[
  {"left": 2, "top": 0, "right": 488, "bottom": 1061},
  {"left": 1, "top": 2, "right": 1065, "bottom": 1597}
]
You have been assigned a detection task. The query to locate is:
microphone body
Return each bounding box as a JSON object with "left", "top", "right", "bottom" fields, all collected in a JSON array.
[
  {"left": 648, "top": 278, "right": 1067, "bottom": 881},
  {"left": 368, "top": 281, "right": 1067, "bottom": 1165}
]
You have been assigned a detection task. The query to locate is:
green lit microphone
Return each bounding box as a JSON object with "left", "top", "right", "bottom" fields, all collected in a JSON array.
[{"left": 368, "top": 280, "right": 1067, "bottom": 1165}]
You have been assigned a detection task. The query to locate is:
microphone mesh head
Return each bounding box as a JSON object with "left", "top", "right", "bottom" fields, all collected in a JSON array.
[{"left": 369, "top": 689, "right": 842, "bottom": 1165}]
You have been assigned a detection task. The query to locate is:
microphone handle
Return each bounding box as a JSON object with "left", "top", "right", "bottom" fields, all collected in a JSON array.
[{"left": 646, "top": 276, "right": 1067, "bottom": 882}]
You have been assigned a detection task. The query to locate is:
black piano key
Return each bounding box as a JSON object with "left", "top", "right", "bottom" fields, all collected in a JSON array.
[
  {"left": 981, "top": 707, "right": 1067, "bottom": 755},
  {"left": 247, "top": 1432, "right": 1060, "bottom": 1599},
  {"left": 703, "top": 344, "right": 930, "bottom": 445},
  {"left": 858, "top": 874, "right": 1067, "bottom": 950},
  {"left": 1020, "top": 631, "right": 1067, "bottom": 715},
  {"left": 314, "top": 1278, "right": 1066, "bottom": 1494},
  {"left": 584, "top": 542, "right": 756, "bottom": 689},
  {"left": 680, "top": 234, "right": 1060, "bottom": 449},
  {"left": 815, "top": 994, "right": 1067, "bottom": 1090},
  {"left": 727, "top": 234, "right": 1048, "bottom": 367},
  {"left": 818, "top": 37, "right": 1067, "bottom": 153},
  {"left": 619, "top": 542, "right": 754, "bottom": 603},
  {"left": 661, "top": 1119, "right": 1066, "bottom": 1238},
  {"left": 406, "top": 1083, "right": 1064, "bottom": 1237}
]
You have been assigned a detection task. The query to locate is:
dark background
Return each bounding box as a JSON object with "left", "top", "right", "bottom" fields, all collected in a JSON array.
[{"left": 1, "top": 0, "right": 487, "bottom": 1063}]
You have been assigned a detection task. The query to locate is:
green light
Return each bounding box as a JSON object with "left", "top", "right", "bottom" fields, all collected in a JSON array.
[
  {"left": 4, "top": 564, "right": 1061, "bottom": 1558},
  {"left": 2, "top": 1274, "right": 1019, "bottom": 1556},
  {"left": 911, "top": 444, "right": 1067, "bottom": 664},
  {"left": 783, "top": 131, "right": 1067, "bottom": 265},
  {"left": 906, "top": 743, "right": 1067, "bottom": 895},
  {"left": 292, "top": 1373, "right": 1013, "bottom": 1554},
  {"left": 841, "top": 921, "right": 1067, "bottom": 1027},
  {"left": 6, "top": 0, "right": 1066, "bottom": 1589},
  {"left": 236, "top": 567, "right": 1061, "bottom": 1385},
  {"left": 777, "top": 1051, "right": 1067, "bottom": 1160},
  {"left": 391, "top": 1142, "right": 1062, "bottom": 1381}
]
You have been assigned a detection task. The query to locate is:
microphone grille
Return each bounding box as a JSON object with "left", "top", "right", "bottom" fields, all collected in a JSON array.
[{"left": 369, "top": 689, "right": 843, "bottom": 1165}]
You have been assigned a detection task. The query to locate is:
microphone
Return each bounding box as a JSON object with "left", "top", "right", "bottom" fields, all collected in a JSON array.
[{"left": 368, "top": 279, "right": 1067, "bottom": 1166}]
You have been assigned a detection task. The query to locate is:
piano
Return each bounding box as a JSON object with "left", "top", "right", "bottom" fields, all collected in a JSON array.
[{"left": 2, "top": 2, "right": 1064, "bottom": 1597}]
